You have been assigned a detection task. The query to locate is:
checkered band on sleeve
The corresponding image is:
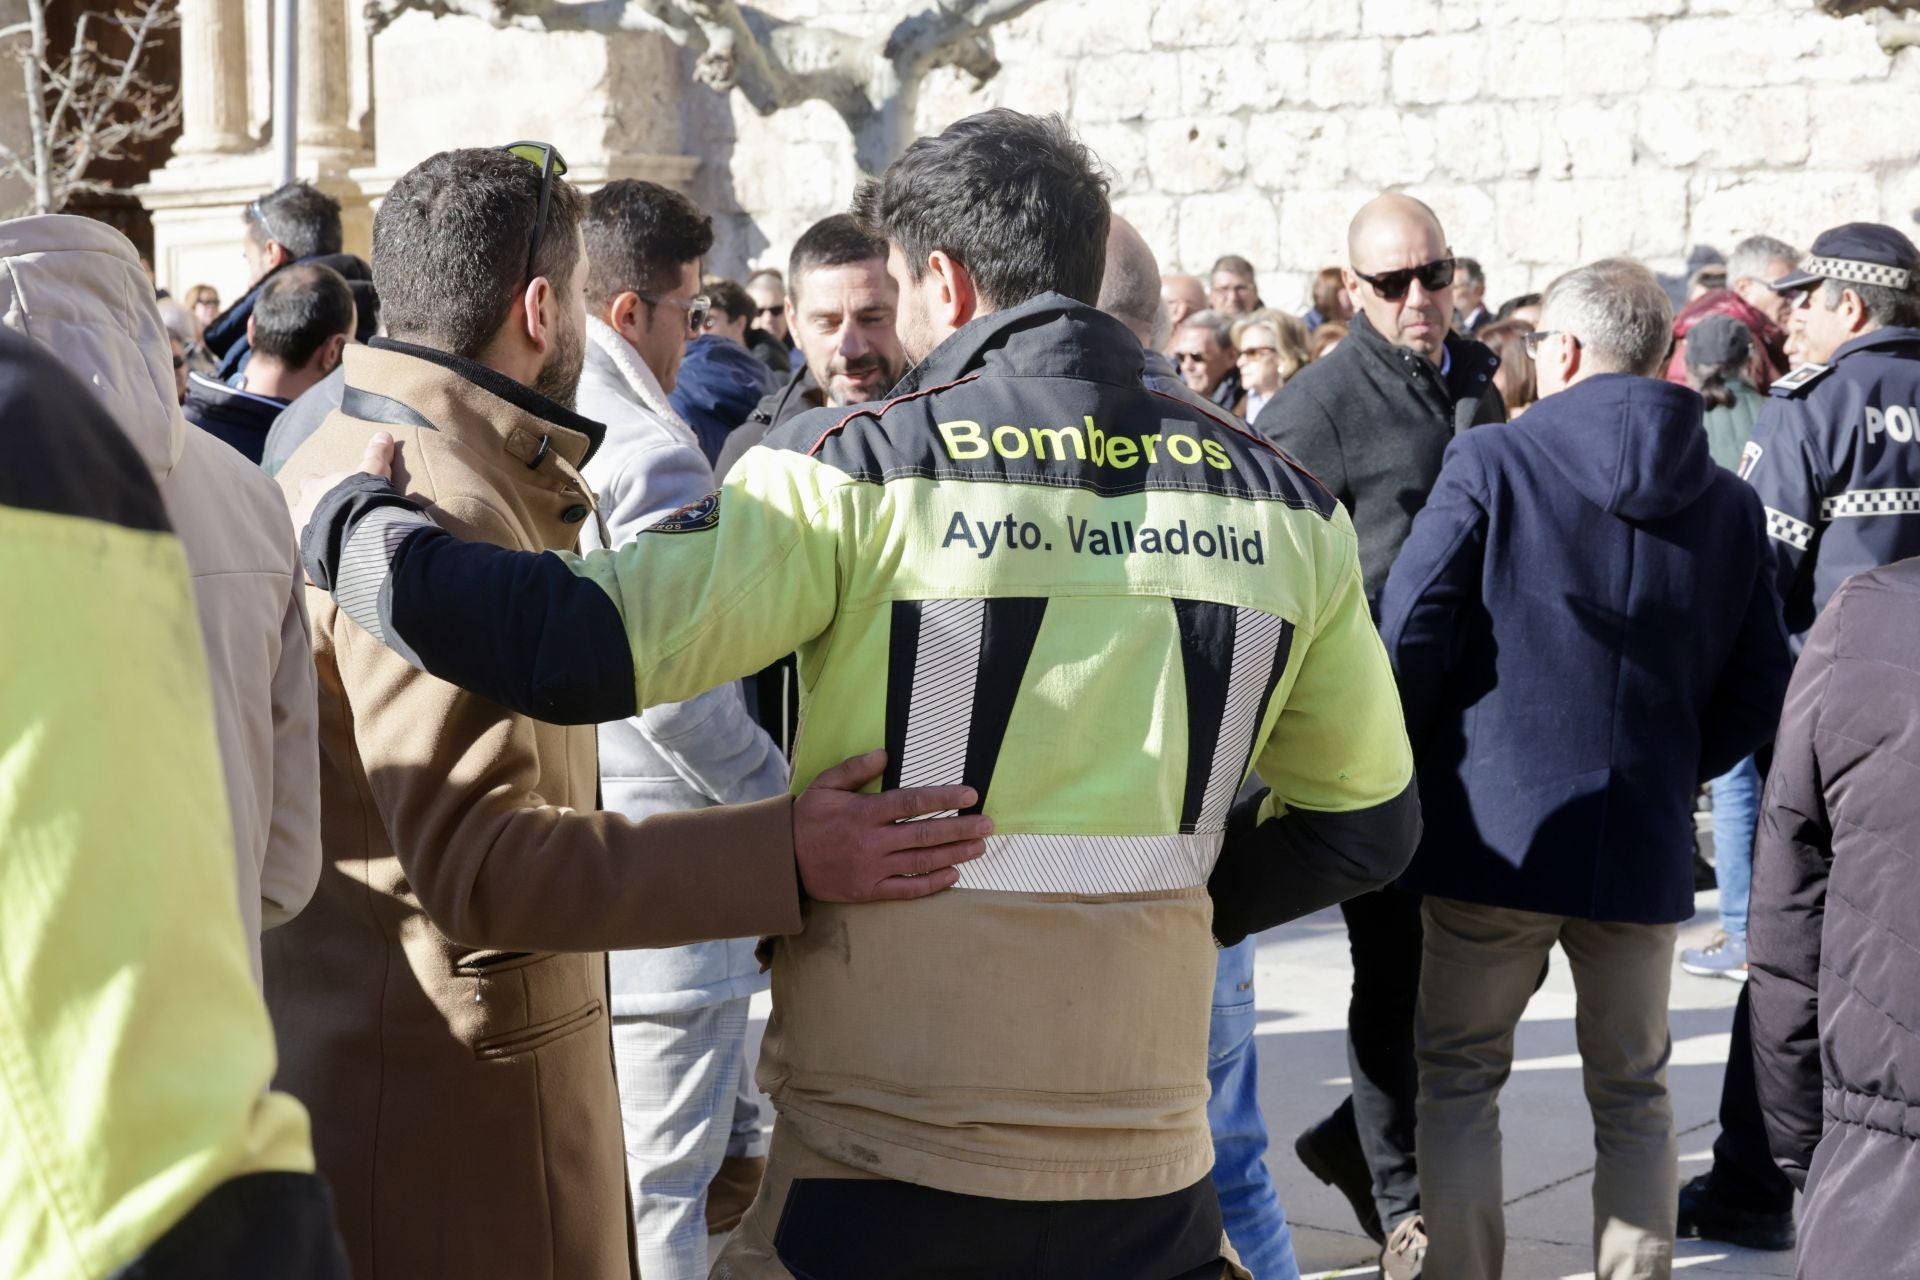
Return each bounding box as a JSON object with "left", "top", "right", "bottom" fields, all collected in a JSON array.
[
  {"left": 1765, "top": 505, "right": 1816, "bottom": 551},
  {"left": 1822, "top": 488, "right": 1920, "bottom": 520},
  {"left": 1802, "top": 255, "right": 1913, "bottom": 291}
]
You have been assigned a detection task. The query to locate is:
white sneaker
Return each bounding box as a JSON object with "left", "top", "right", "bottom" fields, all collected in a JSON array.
[{"left": 1680, "top": 933, "right": 1748, "bottom": 981}]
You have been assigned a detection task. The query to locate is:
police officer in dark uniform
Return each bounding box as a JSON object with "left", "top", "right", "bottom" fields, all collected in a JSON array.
[
  {"left": 1743, "top": 222, "right": 1920, "bottom": 641},
  {"left": 1680, "top": 220, "right": 1920, "bottom": 1251}
]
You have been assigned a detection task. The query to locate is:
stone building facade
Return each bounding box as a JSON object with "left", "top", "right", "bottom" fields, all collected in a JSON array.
[{"left": 143, "top": 0, "right": 1920, "bottom": 311}]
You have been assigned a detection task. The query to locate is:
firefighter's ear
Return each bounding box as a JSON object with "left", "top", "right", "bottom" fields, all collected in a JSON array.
[{"left": 924, "top": 249, "right": 977, "bottom": 331}]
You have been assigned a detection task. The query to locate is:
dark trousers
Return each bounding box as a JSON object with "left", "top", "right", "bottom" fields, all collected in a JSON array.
[
  {"left": 1339, "top": 885, "right": 1425, "bottom": 1226},
  {"left": 1707, "top": 983, "right": 1796, "bottom": 1213},
  {"left": 770, "top": 1176, "right": 1232, "bottom": 1279},
  {"left": 111, "top": 1171, "right": 348, "bottom": 1279}
]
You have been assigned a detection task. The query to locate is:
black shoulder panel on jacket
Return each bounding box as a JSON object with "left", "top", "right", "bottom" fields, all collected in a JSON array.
[
  {"left": 760, "top": 372, "right": 1340, "bottom": 517},
  {"left": 0, "top": 330, "right": 169, "bottom": 533}
]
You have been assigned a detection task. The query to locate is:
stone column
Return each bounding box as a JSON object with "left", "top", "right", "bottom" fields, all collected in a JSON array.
[
  {"left": 175, "top": 0, "right": 252, "bottom": 154},
  {"left": 296, "top": 0, "right": 362, "bottom": 155}
]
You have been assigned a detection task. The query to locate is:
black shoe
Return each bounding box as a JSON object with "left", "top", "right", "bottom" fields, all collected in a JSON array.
[
  {"left": 1676, "top": 1172, "right": 1796, "bottom": 1251},
  {"left": 1295, "top": 1104, "right": 1385, "bottom": 1245},
  {"left": 1693, "top": 836, "right": 1718, "bottom": 892}
]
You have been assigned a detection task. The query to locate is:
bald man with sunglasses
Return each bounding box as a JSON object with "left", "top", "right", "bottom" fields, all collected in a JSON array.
[{"left": 1250, "top": 193, "right": 1504, "bottom": 1278}]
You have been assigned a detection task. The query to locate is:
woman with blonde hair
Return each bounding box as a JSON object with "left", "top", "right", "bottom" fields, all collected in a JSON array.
[{"left": 1232, "top": 308, "right": 1312, "bottom": 422}]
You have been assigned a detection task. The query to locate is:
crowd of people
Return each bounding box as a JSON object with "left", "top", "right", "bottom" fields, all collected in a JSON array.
[{"left": 4, "top": 104, "right": 1919, "bottom": 1280}]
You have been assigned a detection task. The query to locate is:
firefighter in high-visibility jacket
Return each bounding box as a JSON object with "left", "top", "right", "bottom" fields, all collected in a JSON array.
[{"left": 300, "top": 110, "right": 1421, "bottom": 1280}]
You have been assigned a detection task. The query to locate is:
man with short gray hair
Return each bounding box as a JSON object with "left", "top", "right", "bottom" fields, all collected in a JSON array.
[
  {"left": 1378, "top": 258, "right": 1792, "bottom": 1279},
  {"left": 1668, "top": 234, "right": 1798, "bottom": 391}
]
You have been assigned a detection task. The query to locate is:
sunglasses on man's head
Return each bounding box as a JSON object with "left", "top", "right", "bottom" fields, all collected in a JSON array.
[
  {"left": 1353, "top": 257, "right": 1458, "bottom": 302},
  {"left": 247, "top": 197, "right": 287, "bottom": 250},
  {"left": 498, "top": 140, "right": 570, "bottom": 290}
]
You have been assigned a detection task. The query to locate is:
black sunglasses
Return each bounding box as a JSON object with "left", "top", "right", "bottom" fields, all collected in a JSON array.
[
  {"left": 1353, "top": 257, "right": 1458, "bottom": 302},
  {"left": 499, "top": 140, "right": 570, "bottom": 289}
]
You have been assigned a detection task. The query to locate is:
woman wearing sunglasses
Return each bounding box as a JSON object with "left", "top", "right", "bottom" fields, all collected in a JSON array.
[{"left": 1232, "top": 309, "right": 1313, "bottom": 423}]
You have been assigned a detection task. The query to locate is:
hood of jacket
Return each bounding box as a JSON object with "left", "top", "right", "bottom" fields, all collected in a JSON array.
[
  {"left": 1521, "top": 373, "right": 1715, "bottom": 521},
  {"left": 0, "top": 214, "right": 188, "bottom": 482},
  {"left": 578, "top": 316, "right": 702, "bottom": 455}
]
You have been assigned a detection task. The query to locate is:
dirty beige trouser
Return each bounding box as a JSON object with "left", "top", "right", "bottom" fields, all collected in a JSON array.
[
  {"left": 1415, "top": 896, "right": 1678, "bottom": 1280},
  {"left": 709, "top": 1121, "right": 1249, "bottom": 1279}
]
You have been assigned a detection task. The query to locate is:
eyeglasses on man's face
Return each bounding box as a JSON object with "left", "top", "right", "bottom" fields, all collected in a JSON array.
[
  {"left": 1174, "top": 350, "right": 1211, "bottom": 366},
  {"left": 637, "top": 292, "right": 713, "bottom": 335},
  {"left": 498, "top": 140, "right": 571, "bottom": 291},
  {"left": 1521, "top": 329, "right": 1581, "bottom": 359},
  {"left": 1353, "top": 256, "right": 1458, "bottom": 302}
]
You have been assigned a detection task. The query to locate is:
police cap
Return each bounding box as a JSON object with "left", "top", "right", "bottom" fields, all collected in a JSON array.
[{"left": 1771, "top": 222, "right": 1918, "bottom": 293}]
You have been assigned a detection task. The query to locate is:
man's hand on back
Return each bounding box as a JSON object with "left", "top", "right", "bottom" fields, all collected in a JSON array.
[
  {"left": 795, "top": 750, "right": 991, "bottom": 902},
  {"left": 288, "top": 430, "right": 397, "bottom": 549}
]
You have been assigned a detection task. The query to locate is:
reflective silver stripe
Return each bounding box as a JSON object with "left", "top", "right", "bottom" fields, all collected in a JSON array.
[
  {"left": 895, "top": 597, "right": 985, "bottom": 818},
  {"left": 1195, "top": 608, "right": 1289, "bottom": 833},
  {"left": 1764, "top": 506, "right": 1815, "bottom": 551},
  {"left": 336, "top": 505, "right": 434, "bottom": 646},
  {"left": 955, "top": 832, "right": 1222, "bottom": 894},
  {"left": 1821, "top": 488, "right": 1920, "bottom": 520}
]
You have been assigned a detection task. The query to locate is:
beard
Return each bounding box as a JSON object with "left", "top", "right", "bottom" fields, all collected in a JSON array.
[
  {"left": 532, "top": 313, "right": 586, "bottom": 410},
  {"left": 825, "top": 350, "right": 904, "bottom": 407}
]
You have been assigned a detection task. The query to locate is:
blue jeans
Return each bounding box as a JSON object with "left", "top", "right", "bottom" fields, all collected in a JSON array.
[
  {"left": 1209, "top": 937, "right": 1301, "bottom": 1280},
  {"left": 1710, "top": 755, "right": 1759, "bottom": 943}
]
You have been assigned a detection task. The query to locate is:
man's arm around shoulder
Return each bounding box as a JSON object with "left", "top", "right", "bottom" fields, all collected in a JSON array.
[
  {"left": 300, "top": 434, "right": 993, "bottom": 924},
  {"left": 597, "top": 427, "right": 790, "bottom": 806}
]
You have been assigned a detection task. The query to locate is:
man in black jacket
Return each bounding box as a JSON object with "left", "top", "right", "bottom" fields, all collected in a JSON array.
[
  {"left": 203, "top": 181, "right": 371, "bottom": 382},
  {"left": 185, "top": 261, "right": 356, "bottom": 463},
  {"left": 1253, "top": 193, "right": 1503, "bottom": 1276},
  {"left": 715, "top": 214, "right": 907, "bottom": 754},
  {"left": 713, "top": 214, "right": 904, "bottom": 485}
]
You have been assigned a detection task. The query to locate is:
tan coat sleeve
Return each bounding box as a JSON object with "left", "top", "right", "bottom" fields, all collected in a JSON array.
[
  {"left": 327, "top": 494, "right": 803, "bottom": 953},
  {"left": 259, "top": 572, "right": 322, "bottom": 930}
]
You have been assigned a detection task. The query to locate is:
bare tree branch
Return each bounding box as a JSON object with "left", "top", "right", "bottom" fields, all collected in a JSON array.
[
  {"left": 364, "top": 0, "right": 1053, "bottom": 171},
  {"left": 7, "top": 0, "right": 181, "bottom": 216}
]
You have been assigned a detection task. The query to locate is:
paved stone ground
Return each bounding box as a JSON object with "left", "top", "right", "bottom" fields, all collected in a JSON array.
[
  {"left": 1257, "top": 892, "right": 1797, "bottom": 1280},
  {"left": 745, "top": 887, "right": 1799, "bottom": 1279}
]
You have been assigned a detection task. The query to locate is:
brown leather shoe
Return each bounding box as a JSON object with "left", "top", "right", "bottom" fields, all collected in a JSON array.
[
  {"left": 1380, "top": 1213, "right": 1427, "bottom": 1280},
  {"left": 705, "top": 1154, "right": 767, "bottom": 1235}
]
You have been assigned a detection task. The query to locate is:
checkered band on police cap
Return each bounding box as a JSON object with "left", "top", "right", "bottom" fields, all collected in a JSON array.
[
  {"left": 1772, "top": 221, "right": 1920, "bottom": 293},
  {"left": 1799, "top": 254, "right": 1912, "bottom": 291}
]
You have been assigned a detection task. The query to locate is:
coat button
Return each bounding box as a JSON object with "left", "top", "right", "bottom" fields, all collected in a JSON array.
[{"left": 561, "top": 505, "right": 589, "bottom": 524}]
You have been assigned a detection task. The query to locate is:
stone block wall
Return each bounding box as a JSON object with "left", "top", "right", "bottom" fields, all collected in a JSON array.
[{"left": 684, "top": 0, "right": 1920, "bottom": 310}]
